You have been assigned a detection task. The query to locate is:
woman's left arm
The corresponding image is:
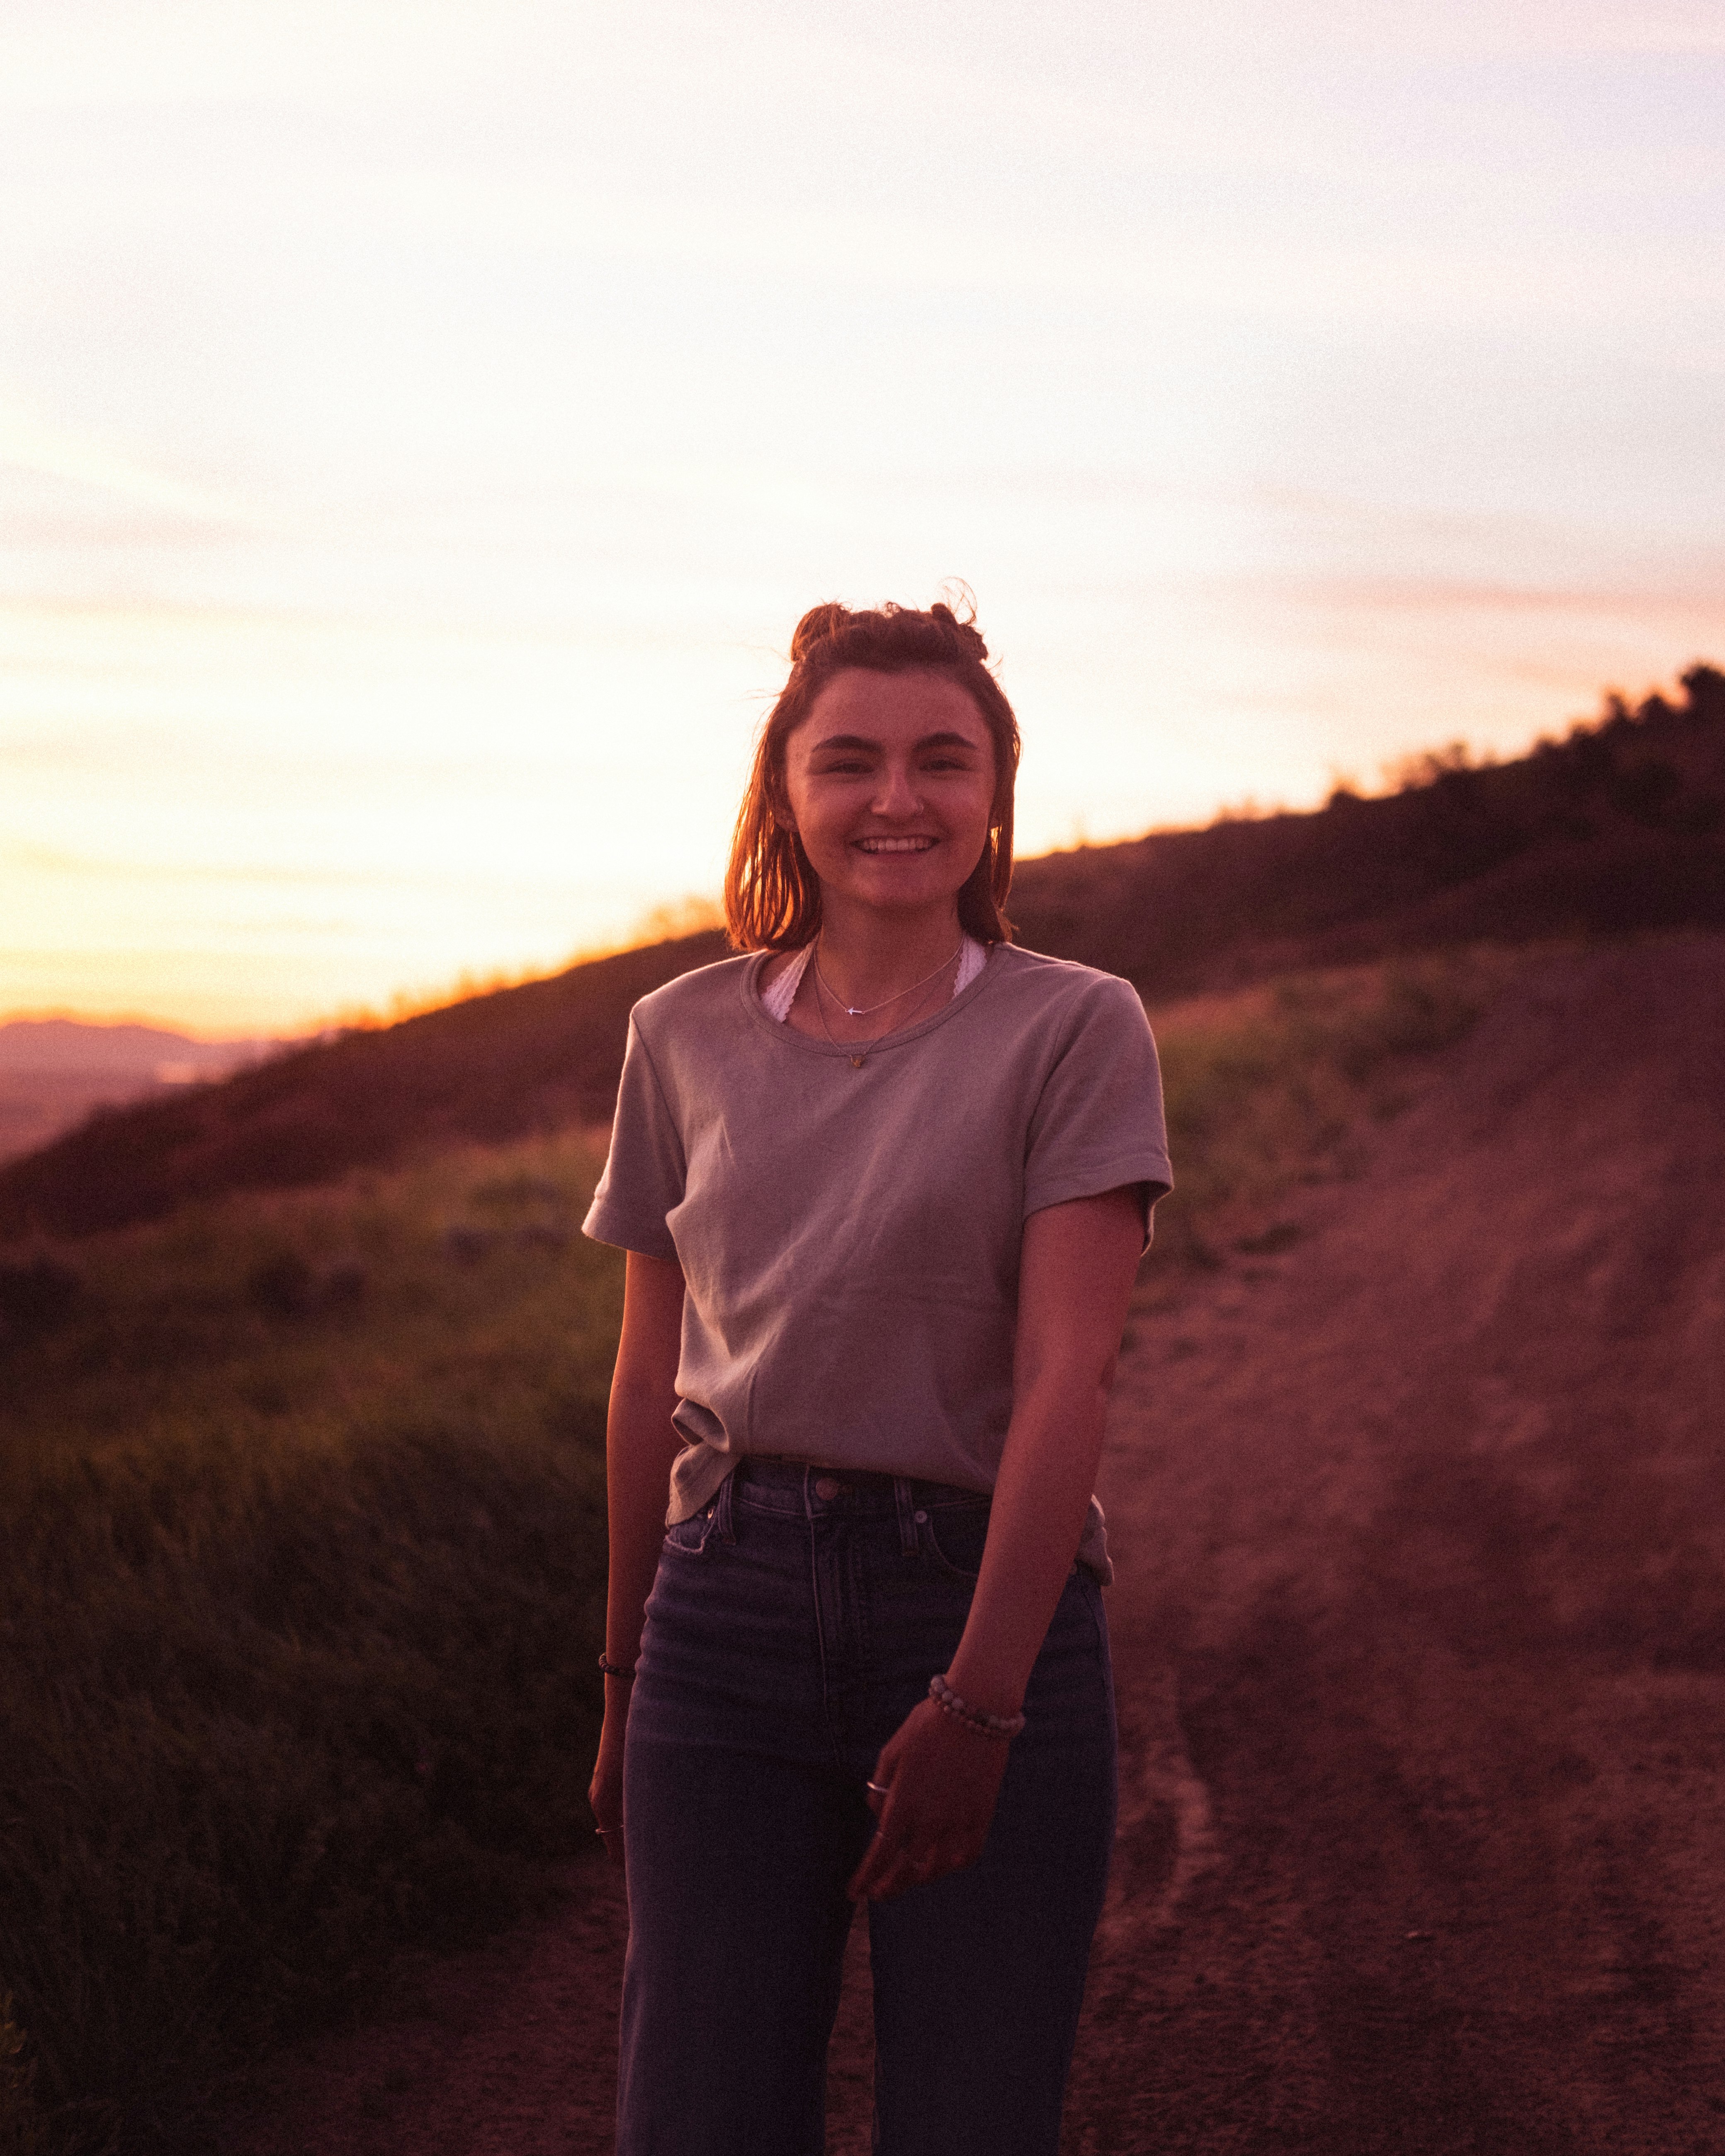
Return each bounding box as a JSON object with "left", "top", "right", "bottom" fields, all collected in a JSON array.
[{"left": 848, "top": 1183, "right": 1145, "bottom": 1901}]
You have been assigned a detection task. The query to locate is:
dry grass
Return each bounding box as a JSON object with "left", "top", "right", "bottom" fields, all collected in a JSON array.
[{"left": 1142, "top": 946, "right": 1526, "bottom": 1275}]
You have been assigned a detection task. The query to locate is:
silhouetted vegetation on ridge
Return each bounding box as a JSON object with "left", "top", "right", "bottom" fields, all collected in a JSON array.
[
  {"left": 2, "top": 666, "right": 1720, "bottom": 1243},
  {"left": 1010, "top": 661, "right": 1725, "bottom": 986}
]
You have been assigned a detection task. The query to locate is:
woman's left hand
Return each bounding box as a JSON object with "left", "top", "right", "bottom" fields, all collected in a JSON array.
[{"left": 847, "top": 1697, "right": 1011, "bottom": 1901}]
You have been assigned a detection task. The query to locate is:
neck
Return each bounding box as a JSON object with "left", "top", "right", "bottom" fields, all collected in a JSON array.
[{"left": 814, "top": 898, "right": 966, "bottom": 1004}]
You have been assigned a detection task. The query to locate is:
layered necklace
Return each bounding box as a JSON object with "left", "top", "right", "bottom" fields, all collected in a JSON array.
[{"left": 811, "top": 937, "right": 963, "bottom": 1068}]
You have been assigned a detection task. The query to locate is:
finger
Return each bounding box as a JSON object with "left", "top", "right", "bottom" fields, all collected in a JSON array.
[
  {"left": 886, "top": 1835, "right": 977, "bottom": 1897},
  {"left": 848, "top": 1822, "right": 915, "bottom": 1901},
  {"left": 851, "top": 1836, "right": 935, "bottom": 1903},
  {"left": 872, "top": 1851, "right": 939, "bottom": 1902},
  {"left": 856, "top": 1856, "right": 916, "bottom": 1903},
  {"left": 846, "top": 1839, "right": 893, "bottom": 1900}
]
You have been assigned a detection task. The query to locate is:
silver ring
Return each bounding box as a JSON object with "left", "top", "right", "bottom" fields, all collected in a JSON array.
[{"left": 865, "top": 1781, "right": 889, "bottom": 1796}]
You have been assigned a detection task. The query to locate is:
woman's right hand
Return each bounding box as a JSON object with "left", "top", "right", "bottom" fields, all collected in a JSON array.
[{"left": 589, "top": 1697, "right": 629, "bottom": 1868}]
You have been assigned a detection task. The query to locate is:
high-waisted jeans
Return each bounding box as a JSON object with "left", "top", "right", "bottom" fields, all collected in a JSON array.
[{"left": 617, "top": 1457, "right": 1118, "bottom": 2156}]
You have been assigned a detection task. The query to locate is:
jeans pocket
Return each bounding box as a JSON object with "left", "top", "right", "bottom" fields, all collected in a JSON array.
[
  {"left": 662, "top": 1502, "right": 716, "bottom": 1558},
  {"left": 918, "top": 1499, "right": 991, "bottom": 1582}
]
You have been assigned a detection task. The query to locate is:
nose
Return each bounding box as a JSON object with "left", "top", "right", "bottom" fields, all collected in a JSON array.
[{"left": 870, "top": 759, "right": 922, "bottom": 817}]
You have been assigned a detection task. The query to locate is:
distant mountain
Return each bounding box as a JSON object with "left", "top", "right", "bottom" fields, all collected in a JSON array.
[
  {"left": 2, "top": 666, "right": 1720, "bottom": 1243},
  {"left": 0, "top": 1019, "right": 275, "bottom": 1078},
  {"left": 0, "top": 1022, "right": 276, "bottom": 1170}
]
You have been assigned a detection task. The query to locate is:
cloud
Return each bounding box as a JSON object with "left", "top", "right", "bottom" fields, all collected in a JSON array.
[{"left": 0, "top": 394, "right": 259, "bottom": 528}]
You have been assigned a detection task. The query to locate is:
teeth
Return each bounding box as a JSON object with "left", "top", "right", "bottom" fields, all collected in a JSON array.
[{"left": 858, "top": 838, "right": 935, "bottom": 852}]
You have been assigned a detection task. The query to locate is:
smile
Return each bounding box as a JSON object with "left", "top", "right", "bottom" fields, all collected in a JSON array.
[{"left": 854, "top": 837, "right": 938, "bottom": 853}]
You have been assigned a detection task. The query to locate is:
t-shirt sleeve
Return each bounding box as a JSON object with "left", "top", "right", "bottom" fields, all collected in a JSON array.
[
  {"left": 1022, "top": 974, "right": 1173, "bottom": 1246},
  {"left": 581, "top": 1010, "right": 685, "bottom": 1261}
]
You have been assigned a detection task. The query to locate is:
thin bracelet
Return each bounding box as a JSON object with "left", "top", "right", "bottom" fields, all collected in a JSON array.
[
  {"left": 597, "top": 1654, "right": 637, "bottom": 1680},
  {"left": 928, "top": 1672, "right": 1025, "bottom": 1741}
]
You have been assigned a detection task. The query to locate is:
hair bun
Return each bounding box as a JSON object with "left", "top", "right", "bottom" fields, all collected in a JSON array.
[
  {"left": 790, "top": 602, "right": 852, "bottom": 663},
  {"left": 929, "top": 600, "right": 989, "bottom": 663}
]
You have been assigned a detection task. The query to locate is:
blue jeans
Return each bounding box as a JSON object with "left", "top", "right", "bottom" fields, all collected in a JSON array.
[{"left": 618, "top": 1457, "right": 1118, "bottom": 2156}]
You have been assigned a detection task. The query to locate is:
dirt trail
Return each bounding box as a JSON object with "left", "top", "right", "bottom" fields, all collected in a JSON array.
[{"left": 221, "top": 934, "right": 1725, "bottom": 2154}]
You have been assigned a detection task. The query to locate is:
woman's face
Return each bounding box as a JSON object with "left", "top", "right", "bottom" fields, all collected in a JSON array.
[{"left": 780, "top": 669, "right": 997, "bottom": 925}]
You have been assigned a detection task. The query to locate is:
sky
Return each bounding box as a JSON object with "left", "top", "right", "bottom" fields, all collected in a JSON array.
[{"left": 2, "top": 0, "right": 1722, "bottom": 1036}]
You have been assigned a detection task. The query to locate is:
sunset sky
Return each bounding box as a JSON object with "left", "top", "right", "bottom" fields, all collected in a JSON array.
[{"left": 4, "top": 0, "right": 1722, "bottom": 1035}]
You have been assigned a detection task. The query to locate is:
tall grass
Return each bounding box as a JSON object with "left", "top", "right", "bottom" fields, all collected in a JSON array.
[
  {"left": 1143, "top": 948, "right": 1514, "bottom": 1272},
  {"left": 1, "top": 1136, "right": 620, "bottom": 2153}
]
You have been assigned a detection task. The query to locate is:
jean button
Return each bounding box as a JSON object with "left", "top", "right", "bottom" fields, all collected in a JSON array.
[
  {"left": 914, "top": 1510, "right": 928, "bottom": 1524},
  {"left": 814, "top": 1476, "right": 842, "bottom": 1500}
]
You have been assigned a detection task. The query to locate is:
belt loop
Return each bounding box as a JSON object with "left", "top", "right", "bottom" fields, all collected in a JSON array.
[
  {"left": 713, "top": 1465, "right": 738, "bottom": 1544},
  {"left": 893, "top": 1476, "right": 918, "bottom": 1557}
]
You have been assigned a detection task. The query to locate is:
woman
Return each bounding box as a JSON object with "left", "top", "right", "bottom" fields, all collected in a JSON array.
[{"left": 583, "top": 598, "right": 1171, "bottom": 2155}]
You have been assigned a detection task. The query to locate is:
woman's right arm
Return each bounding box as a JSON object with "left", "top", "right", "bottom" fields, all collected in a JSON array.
[{"left": 588, "top": 1248, "right": 687, "bottom": 1867}]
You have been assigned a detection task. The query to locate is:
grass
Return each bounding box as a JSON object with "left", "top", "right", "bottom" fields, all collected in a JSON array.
[
  {"left": 1141, "top": 946, "right": 1521, "bottom": 1274},
  {"left": 0, "top": 1134, "right": 620, "bottom": 2154},
  {"left": 0, "top": 948, "right": 1521, "bottom": 2151}
]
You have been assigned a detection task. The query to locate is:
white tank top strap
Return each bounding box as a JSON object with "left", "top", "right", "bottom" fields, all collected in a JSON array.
[
  {"left": 953, "top": 935, "right": 986, "bottom": 997},
  {"left": 759, "top": 943, "right": 813, "bottom": 1023}
]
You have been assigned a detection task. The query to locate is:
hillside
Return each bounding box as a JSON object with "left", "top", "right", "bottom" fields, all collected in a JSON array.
[
  {"left": 211, "top": 929, "right": 1725, "bottom": 2155},
  {"left": 1012, "top": 662, "right": 1725, "bottom": 983},
  {"left": 2, "top": 666, "right": 1720, "bottom": 1243}
]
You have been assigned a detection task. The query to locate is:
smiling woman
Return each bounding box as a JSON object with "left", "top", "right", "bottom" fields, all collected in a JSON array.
[
  {"left": 581, "top": 597, "right": 1173, "bottom": 2153},
  {"left": 725, "top": 600, "right": 1020, "bottom": 955}
]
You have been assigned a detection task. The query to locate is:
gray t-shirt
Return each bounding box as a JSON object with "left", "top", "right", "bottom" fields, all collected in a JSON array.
[{"left": 582, "top": 941, "right": 1172, "bottom": 1580}]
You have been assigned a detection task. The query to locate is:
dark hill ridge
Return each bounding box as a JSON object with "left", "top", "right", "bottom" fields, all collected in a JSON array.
[
  {"left": 3, "top": 668, "right": 1721, "bottom": 1243},
  {"left": 1013, "top": 665, "right": 1725, "bottom": 984}
]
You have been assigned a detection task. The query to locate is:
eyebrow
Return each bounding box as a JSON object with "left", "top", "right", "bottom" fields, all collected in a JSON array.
[{"left": 808, "top": 730, "right": 984, "bottom": 755}]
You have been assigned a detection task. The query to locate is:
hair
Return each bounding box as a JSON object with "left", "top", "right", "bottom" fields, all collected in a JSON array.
[{"left": 724, "top": 598, "right": 1022, "bottom": 951}]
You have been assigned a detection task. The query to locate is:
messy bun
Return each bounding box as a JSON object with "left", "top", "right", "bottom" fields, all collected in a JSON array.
[
  {"left": 724, "top": 595, "right": 1021, "bottom": 952},
  {"left": 788, "top": 602, "right": 850, "bottom": 663}
]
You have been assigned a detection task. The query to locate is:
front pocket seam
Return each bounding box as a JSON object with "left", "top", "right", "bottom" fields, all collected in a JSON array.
[{"left": 919, "top": 1506, "right": 990, "bottom": 1581}]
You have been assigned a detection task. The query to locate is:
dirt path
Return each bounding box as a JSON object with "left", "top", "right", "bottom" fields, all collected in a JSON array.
[{"left": 221, "top": 934, "right": 1725, "bottom": 2153}]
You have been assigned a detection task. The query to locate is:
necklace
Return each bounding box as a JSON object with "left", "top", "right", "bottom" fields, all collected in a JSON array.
[
  {"left": 811, "top": 942, "right": 960, "bottom": 1068},
  {"left": 813, "top": 939, "right": 964, "bottom": 1018}
]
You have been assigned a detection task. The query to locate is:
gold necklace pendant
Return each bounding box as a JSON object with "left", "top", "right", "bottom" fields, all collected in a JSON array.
[{"left": 850, "top": 1054, "right": 865, "bottom": 1068}]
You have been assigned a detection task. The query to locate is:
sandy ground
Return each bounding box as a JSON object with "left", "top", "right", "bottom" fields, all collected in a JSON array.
[{"left": 218, "top": 933, "right": 1725, "bottom": 2154}]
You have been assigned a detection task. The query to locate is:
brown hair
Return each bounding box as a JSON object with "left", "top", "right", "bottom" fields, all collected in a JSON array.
[{"left": 724, "top": 598, "right": 1021, "bottom": 951}]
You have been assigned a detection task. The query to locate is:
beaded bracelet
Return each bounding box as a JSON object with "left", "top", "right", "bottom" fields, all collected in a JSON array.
[
  {"left": 597, "top": 1654, "right": 637, "bottom": 1680},
  {"left": 928, "top": 1671, "right": 1025, "bottom": 1741}
]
